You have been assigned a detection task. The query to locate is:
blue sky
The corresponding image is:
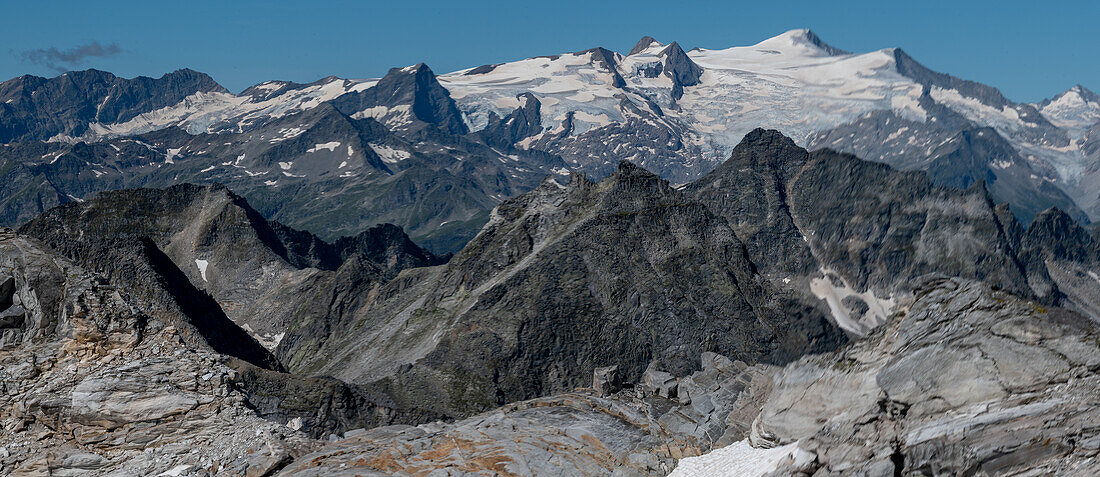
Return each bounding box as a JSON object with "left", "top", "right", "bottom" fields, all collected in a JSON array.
[{"left": 2, "top": 0, "right": 1095, "bottom": 102}]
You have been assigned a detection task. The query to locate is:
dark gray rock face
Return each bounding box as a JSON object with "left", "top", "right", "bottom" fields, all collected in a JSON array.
[
  {"left": 755, "top": 277, "right": 1100, "bottom": 476},
  {"left": 659, "top": 42, "right": 703, "bottom": 100},
  {"left": 592, "top": 365, "right": 621, "bottom": 397},
  {"left": 0, "top": 68, "right": 226, "bottom": 143},
  {"left": 230, "top": 359, "right": 447, "bottom": 441},
  {"left": 685, "top": 129, "right": 818, "bottom": 279},
  {"left": 1012, "top": 207, "right": 1100, "bottom": 320},
  {"left": 795, "top": 29, "right": 850, "bottom": 56},
  {"left": 811, "top": 117, "right": 1085, "bottom": 226},
  {"left": 476, "top": 92, "right": 543, "bottom": 147},
  {"left": 289, "top": 161, "right": 845, "bottom": 421},
  {"left": 687, "top": 129, "right": 1031, "bottom": 310},
  {"left": 577, "top": 47, "right": 627, "bottom": 88},
  {"left": 628, "top": 36, "right": 661, "bottom": 56}
]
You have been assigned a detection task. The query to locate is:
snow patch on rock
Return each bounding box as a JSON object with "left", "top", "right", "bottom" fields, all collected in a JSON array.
[
  {"left": 307, "top": 141, "right": 341, "bottom": 153},
  {"left": 809, "top": 267, "right": 896, "bottom": 335},
  {"left": 194, "top": 259, "right": 209, "bottom": 282},
  {"left": 369, "top": 143, "right": 411, "bottom": 164},
  {"left": 668, "top": 439, "right": 799, "bottom": 477}
]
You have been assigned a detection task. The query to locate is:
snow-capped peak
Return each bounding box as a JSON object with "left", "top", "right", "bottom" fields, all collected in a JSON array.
[
  {"left": 1037, "top": 84, "right": 1100, "bottom": 137},
  {"left": 400, "top": 63, "right": 430, "bottom": 74},
  {"left": 627, "top": 36, "right": 664, "bottom": 56},
  {"left": 751, "top": 29, "right": 849, "bottom": 57},
  {"left": 1066, "top": 84, "right": 1100, "bottom": 102}
]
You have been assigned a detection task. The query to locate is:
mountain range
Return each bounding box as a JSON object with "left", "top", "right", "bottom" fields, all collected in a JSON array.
[
  {"left": 1, "top": 29, "right": 1097, "bottom": 255},
  {"left": 1, "top": 29, "right": 1099, "bottom": 476}
]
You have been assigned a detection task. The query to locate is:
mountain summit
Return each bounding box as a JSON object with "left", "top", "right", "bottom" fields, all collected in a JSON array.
[{"left": 751, "top": 28, "right": 850, "bottom": 56}]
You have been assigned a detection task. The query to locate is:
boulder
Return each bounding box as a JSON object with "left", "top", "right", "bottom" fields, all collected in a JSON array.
[
  {"left": 70, "top": 375, "right": 200, "bottom": 429},
  {"left": 643, "top": 365, "right": 677, "bottom": 399},
  {"left": 593, "top": 365, "right": 621, "bottom": 397}
]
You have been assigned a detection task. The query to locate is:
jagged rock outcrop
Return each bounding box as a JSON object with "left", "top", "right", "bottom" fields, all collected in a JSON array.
[
  {"left": 17, "top": 187, "right": 285, "bottom": 370},
  {"left": 687, "top": 129, "right": 1036, "bottom": 334},
  {"left": 751, "top": 277, "right": 1100, "bottom": 476},
  {"left": 1012, "top": 207, "right": 1100, "bottom": 320},
  {"left": 628, "top": 36, "right": 661, "bottom": 56},
  {"left": 659, "top": 42, "right": 703, "bottom": 101},
  {"left": 287, "top": 161, "right": 845, "bottom": 421},
  {"left": 476, "top": 92, "right": 543, "bottom": 147},
  {"left": 19, "top": 183, "right": 331, "bottom": 354}
]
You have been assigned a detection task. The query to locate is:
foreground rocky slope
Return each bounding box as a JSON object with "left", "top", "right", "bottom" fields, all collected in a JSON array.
[
  {"left": 0, "top": 228, "right": 322, "bottom": 475},
  {"left": 0, "top": 226, "right": 457, "bottom": 475},
  {"left": 754, "top": 277, "right": 1100, "bottom": 475},
  {"left": 276, "top": 354, "right": 778, "bottom": 476}
]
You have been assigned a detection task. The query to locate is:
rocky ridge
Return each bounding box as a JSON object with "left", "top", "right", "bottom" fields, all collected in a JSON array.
[
  {"left": 18, "top": 183, "right": 444, "bottom": 351},
  {"left": 1, "top": 65, "right": 569, "bottom": 254},
  {"left": 279, "top": 160, "right": 846, "bottom": 423},
  {"left": 689, "top": 129, "right": 1098, "bottom": 335}
]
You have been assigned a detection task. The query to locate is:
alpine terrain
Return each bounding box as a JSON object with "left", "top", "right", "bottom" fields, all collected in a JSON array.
[{"left": 0, "top": 28, "right": 1098, "bottom": 477}]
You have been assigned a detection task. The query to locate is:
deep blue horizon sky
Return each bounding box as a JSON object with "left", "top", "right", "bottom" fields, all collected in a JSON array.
[{"left": 2, "top": 0, "right": 1095, "bottom": 102}]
